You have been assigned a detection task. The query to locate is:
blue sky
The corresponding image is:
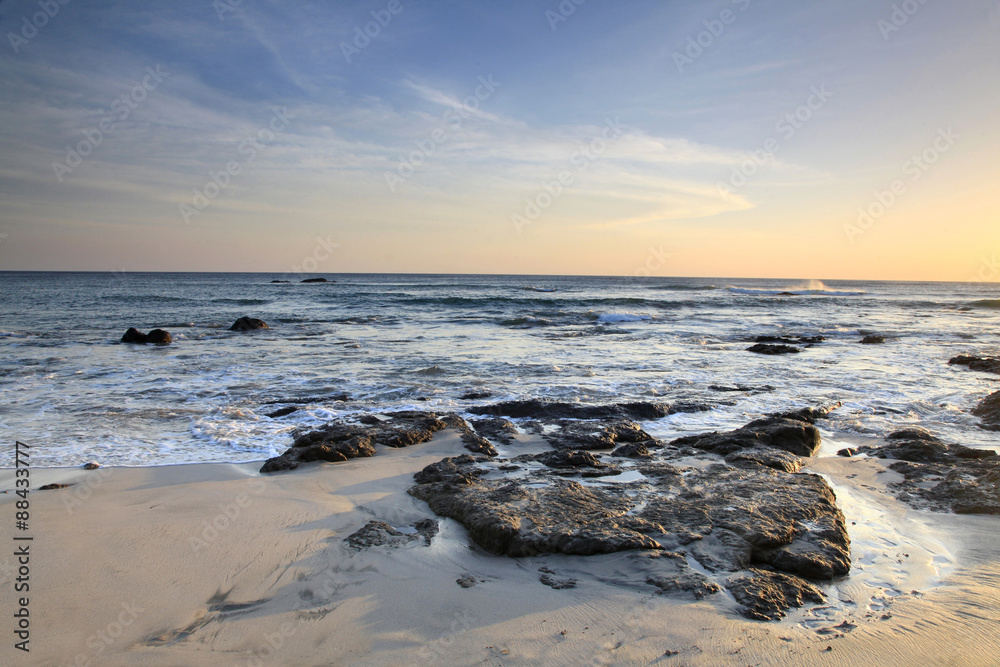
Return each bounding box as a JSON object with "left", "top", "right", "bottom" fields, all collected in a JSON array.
[{"left": 1, "top": 0, "right": 998, "bottom": 278}]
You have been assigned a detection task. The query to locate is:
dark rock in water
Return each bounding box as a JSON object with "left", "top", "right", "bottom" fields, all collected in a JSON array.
[
  {"left": 772, "top": 404, "right": 840, "bottom": 424},
  {"left": 710, "top": 384, "right": 776, "bottom": 393},
  {"left": 753, "top": 334, "right": 824, "bottom": 345},
  {"left": 860, "top": 335, "right": 886, "bottom": 344},
  {"left": 461, "top": 390, "right": 493, "bottom": 400},
  {"left": 146, "top": 329, "right": 172, "bottom": 345},
  {"left": 413, "top": 454, "right": 486, "bottom": 486},
  {"left": 727, "top": 569, "right": 825, "bottom": 621},
  {"left": 121, "top": 327, "right": 147, "bottom": 343},
  {"left": 263, "top": 394, "right": 350, "bottom": 405},
  {"left": 270, "top": 280, "right": 290, "bottom": 283},
  {"left": 837, "top": 448, "right": 858, "bottom": 457},
  {"left": 725, "top": 447, "right": 803, "bottom": 473},
  {"left": 747, "top": 343, "right": 800, "bottom": 355},
  {"left": 82, "top": 461, "right": 100, "bottom": 470},
  {"left": 230, "top": 316, "right": 269, "bottom": 331},
  {"left": 852, "top": 428, "right": 1000, "bottom": 514},
  {"left": 266, "top": 406, "right": 297, "bottom": 419},
  {"left": 670, "top": 414, "right": 822, "bottom": 457},
  {"left": 39, "top": 483, "right": 72, "bottom": 490},
  {"left": 972, "top": 391, "right": 1000, "bottom": 431},
  {"left": 300, "top": 277, "right": 329, "bottom": 283},
  {"left": 543, "top": 419, "right": 654, "bottom": 451},
  {"left": 611, "top": 442, "right": 653, "bottom": 459},
  {"left": 470, "top": 417, "right": 519, "bottom": 445},
  {"left": 469, "top": 400, "right": 670, "bottom": 421},
  {"left": 261, "top": 411, "right": 453, "bottom": 472},
  {"left": 949, "top": 355, "right": 1000, "bottom": 375},
  {"left": 456, "top": 574, "right": 478, "bottom": 588},
  {"left": 121, "top": 328, "right": 172, "bottom": 345}
]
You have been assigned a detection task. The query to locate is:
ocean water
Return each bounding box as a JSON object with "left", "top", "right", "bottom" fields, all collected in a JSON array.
[{"left": 1, "top": 272, "right": 999, "bottom": 468}]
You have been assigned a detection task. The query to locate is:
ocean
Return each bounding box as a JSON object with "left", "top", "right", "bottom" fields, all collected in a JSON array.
[{"left": 2, "top": 272, "right": 999, "bottom": 468}]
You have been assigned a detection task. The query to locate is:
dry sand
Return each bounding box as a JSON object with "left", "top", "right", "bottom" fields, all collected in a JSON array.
[{"left": 2, "top": 430, "right": 999, "bottom": 666}]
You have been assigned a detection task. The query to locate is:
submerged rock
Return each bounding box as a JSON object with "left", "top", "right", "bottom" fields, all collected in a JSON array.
[
  {"left": 300, "top": 277, "right": 329, "bottom": 283},
  {"left": 469, "top": 400, "right": 671, "bottom": 421},
  {"left": 860, "top": 335, "right": 886, "bottom": 344},
  {"left": 752, "top": 334, "right": 824, "bottom": 345},
  {"left": 747, "top": 343, "right": 800, "bottom": 355},
  {"left": 972, "top": 391, "right": 1000, "bottom": 431},
  {"left": 949, "top": 355, "right": 1000, "bottom": 375},
  {"left": 230, "top": 316, "right": 269, "bottom": 331}
]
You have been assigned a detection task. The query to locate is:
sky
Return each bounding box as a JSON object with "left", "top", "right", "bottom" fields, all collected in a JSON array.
[{"left": 0, "top": 0, "right": 998, "bottom": 280}]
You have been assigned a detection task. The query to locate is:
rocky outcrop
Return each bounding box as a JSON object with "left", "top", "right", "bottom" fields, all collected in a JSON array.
[
  {"left": 230, "top": 317, "right": 269, "bottom": 331},
  {"left": 408, "top": 411, "right": 851, "bottom": 620},
  {"left": 261, "top": 412, "right": 498, "bottom": 472},
  {"left": 121, "top": 328, "right": 172, "bottom": 345},
  {"left": 345, "top": 519, "right": 438, "bottom": 550},
  {"left": 468, "top": 400, "right": 711, "bottom": 420},
  {"left": 751, "top": 334, "right": 824, "bottom": 345},
  {"left": 469, "top": 417, "right": 519, "bottom": 445},
  {"left": 972, "top": 391, "right": 1000, "bottom": 431},
  {"left": 300, "top": 278, "right": 329, "bottom": 283},
  {"left": 851, "top": 428, "right": 1000, "bottom": 514},
  {"left": 670, "top": 411, "right": 824, "bottom": 457},
  {"left": 747, "top": 343, "right": 800, "bottom": 355},
  {"left": 542, "top": 419, "right": 654, "bottom": 451},
  {"left": 727, "top": 569, "right": 825, "bottom": 621},
  {"left": 949, "top": 355, "right": 1000, "bottom": 375},
  {"left": 860, "top": 335, "right": 886, "bottom": 344}
]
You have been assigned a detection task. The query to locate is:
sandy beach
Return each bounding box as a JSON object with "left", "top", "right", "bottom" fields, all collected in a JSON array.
[{"left": 3, "top": 428, "right": 999, "bottom": 666}]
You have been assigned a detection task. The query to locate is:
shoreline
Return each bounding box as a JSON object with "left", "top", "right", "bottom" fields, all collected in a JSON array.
[{"left": 3, "top": 427, "right": 1000, "bottom": 665}]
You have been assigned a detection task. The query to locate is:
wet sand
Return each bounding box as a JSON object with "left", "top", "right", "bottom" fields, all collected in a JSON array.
[{"left": 2, "top": 430, "right": 999, "bottom": 666}]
